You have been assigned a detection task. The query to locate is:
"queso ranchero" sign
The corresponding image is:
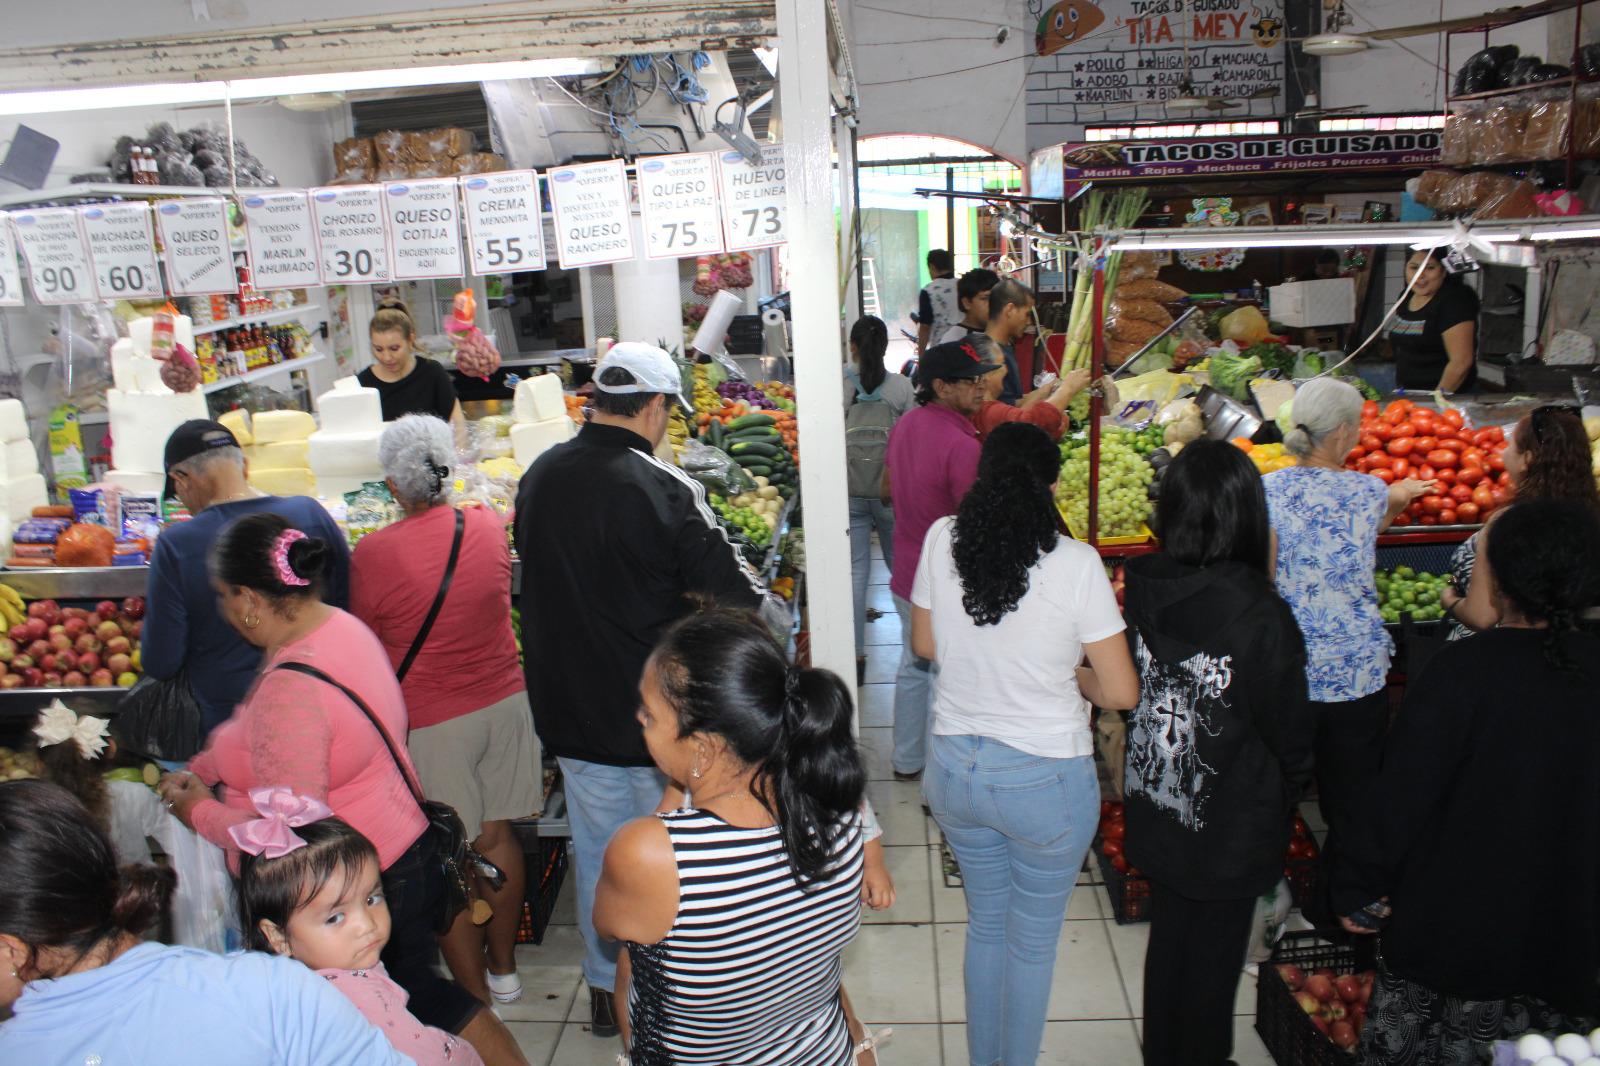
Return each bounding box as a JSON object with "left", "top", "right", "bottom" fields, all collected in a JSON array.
[{"left": 1061, "top": 131, "right": 1442, "bottom": 179}]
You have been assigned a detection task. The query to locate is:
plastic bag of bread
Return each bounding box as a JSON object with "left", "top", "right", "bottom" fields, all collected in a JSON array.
[
  {"left": 328, "top": 167, "right": 376, "bottom": 186},
  {"left": 433, "top": 127, "right": 475, "bottom": 158},
  {"left": 1440, "top": 108, "right": 1479, "bottom": 166},
  {"left": 1522, "top": 97, "right": 1572, "bottom": 160},
  {"left": 1475, "top": 178, "right": 1539, "bottom": 220},
  {"left": 1575, "top": 87, "right": 1600, "bottom": 156},
  {"left": 1117, "top": 250, "right": 1170, "bottom": 282},
  {"left": 1106, "top": 338, "right": 1142, "bottom": 363},
  {"left": 373, "top": 130, "right": 409, "bottom": 165},
  {"left": 55, "top": 523, "right": 115, "bottom": 568},
  {"left": 376, "top": 163, "right": 409, "bottom": 182},
  {"left": 1439, "top": 170, "right": 1514, "bottom": 214},
  {"left": 1110, "top": 298, "right": 1173, "bottom": 327},
  {"left": 1479, "top": 101, "right": 1531, "bottom": 163},
  {"left": 1114, "top": 278, "right": 1187, "bottom": 303},
  {"left": 1108, "top": 316, "right": 1167, "bottom": 346},
  {"left": 334, "top": 137, "right": 376, "bottom": 173},
  {"left": 1414, "top": 169, "right": 1461, "bottom": 208},
  {"left": 455, "top": 153, "right": 509, "bottom": 175}
]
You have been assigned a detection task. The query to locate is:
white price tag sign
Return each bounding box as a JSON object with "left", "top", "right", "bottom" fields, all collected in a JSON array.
[
  {"left": 717, "top": 144, "right": 787, "bottom": 251},
  {"left": 310, "top": 186, "right": 392, "bottom": 285},
  {"left": 0, "top": 224, "right": 26, "bottom": 307},
  {"left": 154, "top": 198, "right": 236, "bottom": 296},
  {"left": 547, "top": 159, "right": 636, "bottom": 269},
  {"left": 11, "top": 208, "right": 95, "bottom": 304},
  {"left": 637, "top": 153, "right": 724, "bottom": 260},
  {"left": 461, "top": 171, "right": 546, "bottom": 275},
  {"left": 80, "top": 202, "right": 164, "bottom": 300},
  {"left": 240, "top": 190, "right": 322, "bottom": 290},
  {"left": 383, "top": 179, "right": 465, "bottom": 280}
]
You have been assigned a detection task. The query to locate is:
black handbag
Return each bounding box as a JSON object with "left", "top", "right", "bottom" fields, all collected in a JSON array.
[
  {"left": 113, "top": 670, "right": 203, "bottom": 761},
  {"left": 275, "top": 660, "right": 502, "bottom": 934}
]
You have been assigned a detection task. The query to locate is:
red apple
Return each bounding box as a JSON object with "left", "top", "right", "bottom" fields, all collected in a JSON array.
[
  {"left": 89, "top": 669, "right": 113, "bottom": 688},
  {"left": 21, "top": 667, "right": 42, "bottom": 687},
  {"left": 77, "top": 651, "right": 101, "bottom": 673},
  {"left": 1324, "top": 999, "right": 1348, "bottom": 1022},
  {"left": 57, "top": 650, "right": 77, "bottom": 671},
  {"left": 95, "top": 620, "right": 122, "bottom": 643},
  {"left": 95, "top": 601, "right": 118, "bottom": 621},
  {"left": 121, "top": 596, "right": 145, "bottom": 620},
  {"left": 1348, "top": 1003, "right": 1366, "bottom": 1031},
  {"left": 106, "top": 653, "right": 132, "bottom": 676},
  {"left": 1304, "top": 974, "right": 1336, "bottom": 1002},
  {"left": 25, "top": 640, "right": 48, "bottom": 661},
  {"left": 37, "top": 653, "right": 56, "bottom": 673},
  {"left": 1295, "top": 991, "right": 1321, "bottom": 1016},
  {"left": 0, "top": 660, "right": 9, "bottom": 677},
  {"left": 8, "top": 624, "right": 29, "bottom": 644},
  {"left": 49, "top": 633, "right": 72, "bottom": 652},
  {"left": 74, "top": 634, "right": 101, "bottom": 655},
  {"left": 62, "top": 606, "right": 86, "bottom": 621},
  {"left": 105, "top": 635, "right": 131, "bottom": 656},
  {"left": 23, "top": 618, "right": 47, "bottom": 641},
  {"left": 116, "top": 671, "right": 138, "bottom": 688},
  {"left": 47, "top": 623, "right": 65, "bottom": 637},
  {"left": 12, "top": 654, "right": 33, "bottom": 671},
  {"left": 62, "top": 616, "right": 87, "bottom": 638},
  {"left": 1335, "top": 975, "right": 1362, "bottom": 1003},
  {"left": 26, "top": 601, "right": 53, "bottom": 620},
  {"left": 0, "top": 637, "right": 15, "bottom": 662},
  {"left": 1276, "top": 964, "right": 1305, "bottom": 991},
  {"left": 43, "top": 671, "right": 64, "bottom": 688},
  {"left": 64, "top": 670, "right": 88, "bottom": 687},
  {"left": 1329, "top": 1020, "right": 1357, "bottom": 1050},
  {"left": 0, "top": 674, "right": 23, "bottom": 689},
  {"left": 129, "top": 620, "right": 143, "bottom": 639},
  {"left": 1310, "top": 1015, "right": 1331, "bottom": 1035}
]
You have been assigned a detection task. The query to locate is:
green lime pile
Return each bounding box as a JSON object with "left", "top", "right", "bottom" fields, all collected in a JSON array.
[
  {"left": 1375, "top": 566, "right": 1450, "bottom": 623},
  {"left": 709, "top": 493, "right": 773, "bottom": 548}
]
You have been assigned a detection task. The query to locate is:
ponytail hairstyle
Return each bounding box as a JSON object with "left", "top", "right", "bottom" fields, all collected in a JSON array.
[
  {"left": 649, "top": 610, "right": 865, "bottom": 887},
  {"left": 210, "top": 512, "right": 333, "bottom": 614},
  {"left": 952, "top": 422, "right": 1061, "bottom": 625},
  {"left": 1485, "top": 497, "right": 1600, "bottom": 672},
  {"left": 370, "top": 296, "right": 416, "bottom": 343},
  {"left": 849, "top": 315, "right": 889, "bottom": 395},
  {"left": 1282, "top": 377, "right": 1363, "bottom": 459},
  {"left": 238, "top": 817, "right": 381, "bottom": 953},
  {"left": 1513, "top": 405, "right": 1600, "bottom": 508},
  {"left": 0, "top": 780, "right": 174, "bottom": 980}
]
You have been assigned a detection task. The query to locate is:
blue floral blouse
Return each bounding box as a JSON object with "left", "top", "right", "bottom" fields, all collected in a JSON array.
[{"left": 1263, "top": 467, "right": 1393, "bottom": 702}]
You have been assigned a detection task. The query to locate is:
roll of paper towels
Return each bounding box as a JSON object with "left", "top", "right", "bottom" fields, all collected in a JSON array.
[
  {"left": 762, "top": 308, "right": 788, "bottom": 361},
  {"left": 691, "top": 291, "right": 743, "bottom": 354}
]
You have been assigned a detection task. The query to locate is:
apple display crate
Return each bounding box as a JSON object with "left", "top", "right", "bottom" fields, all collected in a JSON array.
[{"left": 1257, "top": 931, "right": 1361, "bottom": 1065}]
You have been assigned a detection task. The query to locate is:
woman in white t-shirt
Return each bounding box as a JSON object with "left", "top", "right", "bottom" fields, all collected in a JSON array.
[{"left": 911, "top": 422, "right": 1139, "bottom": 1066}]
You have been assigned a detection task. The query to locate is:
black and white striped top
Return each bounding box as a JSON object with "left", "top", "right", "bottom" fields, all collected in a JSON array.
[{"left": 626, "top": 807, "right": 865, "bottom": 1066}]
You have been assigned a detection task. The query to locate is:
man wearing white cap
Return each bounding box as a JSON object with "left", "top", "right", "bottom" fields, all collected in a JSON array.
[{"left": 513, "top": 342, "right": 771, "bottom": 1038}]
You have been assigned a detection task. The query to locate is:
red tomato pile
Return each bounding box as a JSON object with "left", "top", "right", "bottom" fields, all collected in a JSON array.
[
  {"left": 1097, "top": 801, "right": 1140, "bottom": 877},
  {"left": 1344, "top": 399, "right": 1513, "bottom": 526}
]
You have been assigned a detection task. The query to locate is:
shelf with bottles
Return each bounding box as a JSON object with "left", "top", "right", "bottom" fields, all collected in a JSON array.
[
  {"left": 193, "top": 319, "right": 319, "bottom": 386},
  {"left": 181, "top": 291, "right": 323, "bottom": 336}
]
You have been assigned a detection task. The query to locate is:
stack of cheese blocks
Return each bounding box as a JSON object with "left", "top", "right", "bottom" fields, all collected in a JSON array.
[
  {"left": 104, "top": 315, "right": 210, "bottom": 498},
  {"left": 512, "top": 374, "right": 576, "bottom": 469},
  {"left": 222, "top": 409, "right": 320, "bottom": 498},
  {"left": 309, "top": 378, "right": 386, "bottom": 501},
  {"left": 0, "top": 398, "right": 47, "bottom": 536}
]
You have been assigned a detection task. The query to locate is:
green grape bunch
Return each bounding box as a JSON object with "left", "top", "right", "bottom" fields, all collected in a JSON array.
[{"left": 1054, "top": 428, "right": 1156, "bottom": 538}]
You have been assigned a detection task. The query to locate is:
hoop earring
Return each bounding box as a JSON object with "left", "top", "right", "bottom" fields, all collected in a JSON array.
[{"left": 243, "top": 614, "right": 260, "bottom": 630}]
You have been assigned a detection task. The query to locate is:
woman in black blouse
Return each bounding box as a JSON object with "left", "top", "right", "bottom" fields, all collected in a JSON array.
[
  {"left": 1386, "top": 248, "right": 1479, "bottom": 393},
  {"left": 358, "top": 298, "right": 466, "bottom": 438}
]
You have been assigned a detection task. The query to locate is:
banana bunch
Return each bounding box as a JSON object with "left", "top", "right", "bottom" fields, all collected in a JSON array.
[
  {"left": 691, "top": 365, "right": 720, "bottom": 413},
  {"left": 0, "top": 584, "right": 24, "bottom": 630},
  {"left": 667, "top": 408, "right": 690, "bottom": 460}
]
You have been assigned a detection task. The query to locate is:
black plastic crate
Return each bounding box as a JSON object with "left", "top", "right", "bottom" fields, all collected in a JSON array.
[
  {"left": 1256, "top": 931, "right": 1361, "bottom": 1066},
  {"left": 1094, "top": 845, "right": 1151, "bottom": 924},
  {"left": 515, "top": 837, "right": 568, "bottom": 946}
]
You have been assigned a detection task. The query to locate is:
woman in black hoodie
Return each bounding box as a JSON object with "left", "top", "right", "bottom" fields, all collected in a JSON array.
[{"left": 1124, "top": 439, "right": 1317, "bottom": 1066}]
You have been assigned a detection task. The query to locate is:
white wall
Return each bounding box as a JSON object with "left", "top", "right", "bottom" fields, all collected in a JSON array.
[{"left": 844, "top": 0, "right": 1032, "bottom": 163}]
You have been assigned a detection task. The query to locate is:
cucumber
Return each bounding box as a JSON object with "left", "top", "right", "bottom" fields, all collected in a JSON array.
[
  {"left": 708, "top": 418, "right": 725, "bottom": 447},
  {"left": 726, "top": 428, "right": 782, "bottom": 444},
  {"left": 739, "top": 464, "right": 773, "bottom": 477},
  {"left": 728, "top": 441, "right": 782, "bottom": 458},
  {"left": 727, "top": 413, "right": 777, "bottom": 432}
]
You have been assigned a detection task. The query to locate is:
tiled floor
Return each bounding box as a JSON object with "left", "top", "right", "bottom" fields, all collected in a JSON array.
[{"left": 500, "top": 542, "right": 1294, "bottom": 1065}]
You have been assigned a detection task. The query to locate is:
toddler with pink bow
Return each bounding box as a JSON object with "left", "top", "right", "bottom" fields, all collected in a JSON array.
[{"left": 234, "top": 787, "right": 483, "bottom": 1066}]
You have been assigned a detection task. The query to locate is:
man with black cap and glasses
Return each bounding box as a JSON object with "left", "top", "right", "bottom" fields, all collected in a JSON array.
[
  {"left": 514, "top": 342, "right": 779, "bottom": 1040},
  {"left": 141, "top": 419, "right": 350, "bottom": 742}
]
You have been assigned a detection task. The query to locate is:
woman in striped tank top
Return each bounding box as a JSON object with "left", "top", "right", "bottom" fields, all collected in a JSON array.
[{"left": 594, "top": 610, "right": 869, "bottom": 1066}]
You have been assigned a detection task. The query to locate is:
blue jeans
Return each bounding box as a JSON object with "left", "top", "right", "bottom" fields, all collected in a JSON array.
[
  {"left": 891, "top": 594, "right": 934, "bottom": 774},
  {"left": 557, "top": 757, "right": 667, "bottom": 991},
  {"left": 924, "top": 734, "right": 1098, "bottom": 1066},
  {"left": 849, "top": 497, "right": 895, "bottom": 654}
]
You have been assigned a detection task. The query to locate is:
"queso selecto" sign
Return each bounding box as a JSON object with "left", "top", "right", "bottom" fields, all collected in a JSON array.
[{"left": 1062, "top": 131, "right": 1442, "bottom": 179}]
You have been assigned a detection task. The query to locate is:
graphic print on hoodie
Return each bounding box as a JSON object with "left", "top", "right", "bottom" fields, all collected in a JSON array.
[{"left": 1127, "top": 638, "right": 1235, "bottom": 831}]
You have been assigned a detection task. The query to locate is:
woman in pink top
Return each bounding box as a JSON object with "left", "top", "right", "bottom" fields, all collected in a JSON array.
[
  {"left": 157, "top": 512, "right": 527, "bottom": 1066},
  {"left": 352, "top": 415, "right": 541, "bottom": 1007}
]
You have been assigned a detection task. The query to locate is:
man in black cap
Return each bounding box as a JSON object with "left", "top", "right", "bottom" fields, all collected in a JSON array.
[
  {"left": 883, "top": 340, "right": 1000, "bottom": 779},
  {"left": 141, "top": 419, "right": 350, "bottom": 742}
]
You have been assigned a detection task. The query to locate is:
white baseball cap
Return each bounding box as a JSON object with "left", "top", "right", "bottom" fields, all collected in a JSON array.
[{"left": 594, "top": 342, "right": 692, "bottom": 411}]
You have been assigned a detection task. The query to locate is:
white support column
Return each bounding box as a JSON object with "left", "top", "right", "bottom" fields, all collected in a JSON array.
[{"left": 776, "top": 0, "right": 855, "bottom": 696}]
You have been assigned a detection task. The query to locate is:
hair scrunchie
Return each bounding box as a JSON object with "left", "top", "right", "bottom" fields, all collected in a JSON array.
[{"left": 272, "top": 529, "right": 311, "bottom": 587}]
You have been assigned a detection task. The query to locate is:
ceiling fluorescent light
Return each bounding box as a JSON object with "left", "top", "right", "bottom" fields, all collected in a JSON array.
[
  {"left": 1301, "top": 33, "right": 1372, "bottom": 56},
  {"left": 0, "top": 58, "right": 603, "bottom": 116},
  {"left": 1115, "top": 232, "right": 1426, "bottom": 250},
  {"left": 1527, "top": 226, "right": 1600, "bottom": 241}
]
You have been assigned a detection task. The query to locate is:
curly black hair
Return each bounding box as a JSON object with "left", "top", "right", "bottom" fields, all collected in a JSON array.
[
  {"left": 951, "top": 422, "right": 1062, "bottom": 625},
  {"left": 1485, "top": 497, "right": 1600, "bottom": 671}
]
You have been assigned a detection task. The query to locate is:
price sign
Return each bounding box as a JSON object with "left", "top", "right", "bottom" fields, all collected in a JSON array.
[
  {"left": 383, "top": 179, "right": 464, "bottom": 280},
  {"left": 461, "top": 171, "right": 547, "bottom": 275},
  {"left": 310, "top": 186, "right": 392, "bottom": 285},
  {"left": 717, "top": 144, "right": 787, "bottom": 251},
  {"left": 154, "top": 199, "right": 236, "bottom": 296},
  {"left": 80, "top": 202, "right": 164, "bottom": 299},
  {"left": 0, "top": 224, "right": 25, "bottom": 308},
  {"left": 637, "top": 153, "right": 724, "bottom": 260},
  {"left": 240, "top": 190, "right": 322, "bottom": 290},
  {"left": 11, "top": 208, "right": 94, "bottom": 304},
  {"left": 547, "top": 159, "right": 636, "bottom": 268}
]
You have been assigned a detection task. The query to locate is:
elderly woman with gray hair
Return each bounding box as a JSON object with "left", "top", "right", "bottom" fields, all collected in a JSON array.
[
  {"left": 1260, "top": 378, "right": 1434, "bottom": 925},
  {"left": 350, "top": 414, "right": 542, "bottom": 1007}
]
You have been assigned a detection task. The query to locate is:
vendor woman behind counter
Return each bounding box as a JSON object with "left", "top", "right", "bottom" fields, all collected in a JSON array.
[
  {"left": 1388, "top": 247, "right": 1479, "bottom": 393},
  {"left": 360, "top": 299, "right": 468, "bottom": 441}
]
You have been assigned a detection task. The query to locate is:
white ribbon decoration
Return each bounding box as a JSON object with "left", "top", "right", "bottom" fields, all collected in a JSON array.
[{"left": 33, "top": 699, "right": 111, "bottom": 760}]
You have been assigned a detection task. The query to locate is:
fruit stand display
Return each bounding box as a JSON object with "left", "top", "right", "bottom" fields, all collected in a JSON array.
[{"left": 0, "top": 567, "right": 150, "bottom": 720}]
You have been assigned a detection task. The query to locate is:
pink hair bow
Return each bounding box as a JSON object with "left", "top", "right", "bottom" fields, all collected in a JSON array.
[{"left": 228, "top": 787, "right": 334, "bottom": 858}]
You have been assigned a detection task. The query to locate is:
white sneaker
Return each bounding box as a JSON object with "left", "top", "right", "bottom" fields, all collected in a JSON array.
[{"left": 487, "top": 970, "right": 523, "bottom": 1004}]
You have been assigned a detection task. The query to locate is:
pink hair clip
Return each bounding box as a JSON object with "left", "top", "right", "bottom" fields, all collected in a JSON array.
[
  {"left": 228, "top": 787, "right": 334, "bottom": 858},
  {"left": 272, "top": 529, "right": 311, "bottom": 587}
]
